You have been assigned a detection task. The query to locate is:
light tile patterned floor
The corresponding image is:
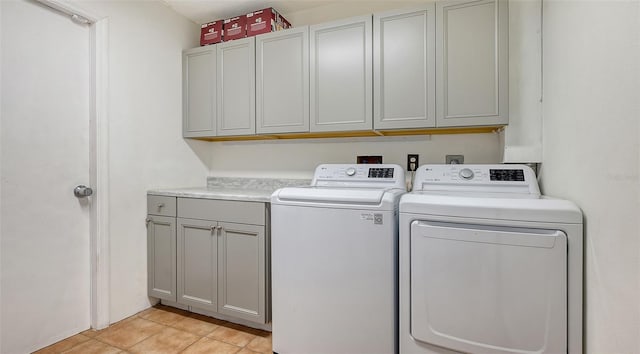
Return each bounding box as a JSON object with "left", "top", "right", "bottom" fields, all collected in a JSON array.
[{"left": 33, "top": 305, "right": 272, "bottom": 354}]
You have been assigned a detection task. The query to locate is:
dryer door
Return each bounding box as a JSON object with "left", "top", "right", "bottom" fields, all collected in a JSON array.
[{"left": 410, "top": 220, "right": 567, "bottom": 354}]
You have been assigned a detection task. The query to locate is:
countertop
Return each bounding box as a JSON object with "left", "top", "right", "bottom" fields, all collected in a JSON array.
[{"left": 147, "top": 177, "right": 311, "bottom": 203}]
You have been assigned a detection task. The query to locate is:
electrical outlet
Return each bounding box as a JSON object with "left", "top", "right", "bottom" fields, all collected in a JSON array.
[
  {"left": 446, "top": 154, "right": 464, "bottom": 164},
  {"left": 407, "top": 154, "right": 419, "bottom": 172},
  {"left": 357, "top": 155, "right": 382, "bottom": 164}
]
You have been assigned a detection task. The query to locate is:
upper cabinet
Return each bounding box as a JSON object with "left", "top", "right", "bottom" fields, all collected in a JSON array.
[
  {"left": 310, "top": 16, "right": 373, "bottom": 132},
  {"left": 374, "top": 6, "right": 436, "bottom": 130},
  {"left": 183, "top": 46, "right": 216, "bottom": 137},
  {"left": 217, "top": 37, "right": 256, "bottom": 136},
  {"left": 436, "top": 0, "right": 509, "bottom": 127},
  {"left": 182, "top": 2, "right": 510, "bottom": 139},
  {"left": 256, "top": 27, "right": 310, "bottom": 134}
]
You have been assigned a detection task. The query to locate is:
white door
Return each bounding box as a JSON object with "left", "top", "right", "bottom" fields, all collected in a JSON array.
[{"left": 1, "top": 1, "right": 92, "bottom": 353}]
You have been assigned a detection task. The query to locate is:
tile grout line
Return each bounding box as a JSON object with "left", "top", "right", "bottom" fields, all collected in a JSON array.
[
  {"left": 51, "top": 334, "right": 91, "bottom": 354},
  {"left": 90, "top": 313, "right": 168, "bottom": 352},
  {"left": 40, "top": 307, "right": 270, "bottom": 354},
  {"left": 140, "top": 310, "right": 261, "bottom": 349},
  {"left": 127, "top": 310, "right": 246, "bottom": 353}
]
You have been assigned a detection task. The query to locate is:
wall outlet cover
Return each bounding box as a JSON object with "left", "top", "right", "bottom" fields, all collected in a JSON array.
[
  {"left": 446, "top": 155, "right": 464, "bottom": 164},
  {"left": 357, "top": 155, "right": 383, "bottom": 164},
  {"left": 407, "top": 154, "right": 419, "bottom": 171}
]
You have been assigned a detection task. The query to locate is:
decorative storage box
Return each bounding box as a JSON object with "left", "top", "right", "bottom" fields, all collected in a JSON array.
[
  {"left": 200, "top": 21, "right": 223, "bottom": 46},
  {"left": 246, "top": 8, "right": 291, "bottom": 37},
  {"left": 223, "top": 16, "right": 247, "bottom": 41}
]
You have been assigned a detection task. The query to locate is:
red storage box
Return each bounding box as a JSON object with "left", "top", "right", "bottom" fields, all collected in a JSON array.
[
  {"left": 246, "top": 8, "right": 291, "bottom": 37},
  {"left": 279, "top": 13, "right": 292, "bottom": 30},
  {"left": 200, "top": 21, "right": 223, "bottom": 46},
  {"left": 223, "top": 16, "right": 247, "bottom": 41}
]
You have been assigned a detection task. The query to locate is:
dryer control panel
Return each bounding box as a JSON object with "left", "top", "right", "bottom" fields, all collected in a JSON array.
[
  {"left": 312, "top": 164, "right": 406, "bottom": 190},
  {"left": 413, "top": 164, "right": 540, "bottom": 197}
]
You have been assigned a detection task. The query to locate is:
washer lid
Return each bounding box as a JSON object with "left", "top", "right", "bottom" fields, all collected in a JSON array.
[
  {"left": 400, "top": 193, "right": 582, "bottom": 224},
  {"left": 272, "top": 187, "right": 403, "bottom": 210},
  {"left": 275, "top": 187, "right": 386, "bottom": 205}
]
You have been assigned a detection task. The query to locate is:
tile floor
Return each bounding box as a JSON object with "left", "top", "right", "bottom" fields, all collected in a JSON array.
[{"left": 33, "top": 305, "right": 272, "bottom": 354}]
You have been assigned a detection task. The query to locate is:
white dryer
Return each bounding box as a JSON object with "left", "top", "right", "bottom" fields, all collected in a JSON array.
[
  {"left": 399, "top": 164, "right": 583, "bottom": 354},
  {"left": 271, "top": 164, "right": 406, "bottom": 354}
]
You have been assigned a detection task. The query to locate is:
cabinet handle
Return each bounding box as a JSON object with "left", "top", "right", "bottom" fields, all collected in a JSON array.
[
  {"left": 145, "top": 217, "right": 152, "bottom": 226},
  {"left": 210, "top": 225, "right": 216, "bottom": 233},
  {"left": 157, "top": 203, "right": 165, "bottom": 209}
]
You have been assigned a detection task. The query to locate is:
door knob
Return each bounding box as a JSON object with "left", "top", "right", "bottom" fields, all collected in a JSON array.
[{"left": 74, "top": 185, "right": 93, "bottom": 198}]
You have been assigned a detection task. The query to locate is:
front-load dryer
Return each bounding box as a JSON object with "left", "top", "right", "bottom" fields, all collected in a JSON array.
[{"left": 399, "top": 164, "right": 583, "bottom": 354}]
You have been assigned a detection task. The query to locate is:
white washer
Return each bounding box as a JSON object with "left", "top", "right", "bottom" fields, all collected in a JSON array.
[
  {"left": 271, "top": 164, "right": 406, "bottom": 354},
  {"left": 400, "top": 164, "right": 583, "bottom": 354}
]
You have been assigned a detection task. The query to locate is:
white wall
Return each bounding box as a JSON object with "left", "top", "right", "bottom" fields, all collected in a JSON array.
[
  {"left": 540, "top": 1, "right": 640, "bottom": 352},
  {"left": 209, "top": 134, "right": 501, "bottom": 179},
  {"left": 207, "top": 1, "right": 503, "bottom": 178},
  {"left": 284, "top": 1, "right": 428, "bottom": 26},
  {"left": 0, "top": 1, "right": 4, "bottom": 351},
  {"left": 503, "top": 0, "right": 543, "bottom": 163},
  {"left": 74, "top": 1, "right": 209, "bottom": 324}
]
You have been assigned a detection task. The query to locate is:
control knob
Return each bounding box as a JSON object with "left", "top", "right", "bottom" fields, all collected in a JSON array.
[
  {"left": 346, "top": 167, "right": 357, "bottom": 176},
  {"left": 459, "top": 168, "right": 474, "bottom": 180}
]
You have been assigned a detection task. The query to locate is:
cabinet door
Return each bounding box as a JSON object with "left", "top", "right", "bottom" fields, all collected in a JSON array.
[
  {"left": 217, "top": 37, "right": 256, "bottom": 136},
  {"left": 218, "top": 222, "right": 266, "bottom": 323},
  {"left": 310, "top": 15, "right": 373, "bottom": 132},
  {"left": 177, "top": 218, "right": 218, "bottom": 312},
  {"left": 147, "top": 215, "right": 176, "bottom": 301},
  {"left": 183, "top": 46, "right": 216, "bottom": 137},
  {"left": 256, "top": 27, "right": 310, "bottom": 134},
  {"left": 374, "top": 6, "right": 436, "bottom": 130},
  {"left": 436, "top": 0, "right": 508, "bottom": 127}
]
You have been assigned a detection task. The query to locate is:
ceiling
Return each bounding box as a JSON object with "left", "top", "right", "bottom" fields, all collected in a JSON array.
[{"left": 162, "top": 0, "right": 339, "bottom": 25}]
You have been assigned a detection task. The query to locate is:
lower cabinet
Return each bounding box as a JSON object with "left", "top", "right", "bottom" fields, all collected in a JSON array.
[
  {"left": 147, "top": 215, "right": 177, "bottom": 302},
  {"left": 147, "top": 195, "right": 269, "bottom": 325},
  {"left": 147, "top": 195, "right": 178, "bottom": 302},
  {"left": 217, "top": 222, "right": 265, "bottom": 323},
  {"left": 177, "top": 218, "right": 218, "bottom": 312}
]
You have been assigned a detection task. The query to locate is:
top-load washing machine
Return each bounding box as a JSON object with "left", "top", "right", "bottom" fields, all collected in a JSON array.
[
  {"left": 271, "top": 164, "right": 406, "bottom": 354},
  {"left": 399, "top": 164, "right": 583, "bottom": 354}
]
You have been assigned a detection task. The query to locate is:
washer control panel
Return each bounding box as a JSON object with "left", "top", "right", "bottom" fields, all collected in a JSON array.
[
  {"left": 312, "top": 164, "right": 405, "bottom": 189},
  {"left": 489, "top": 168, "right": 525, "bottom": 181},
  {"left": 413, "top": 164, "right": 540, "bottom": 196},
  {"left": 368, "top": 168, "right": 395, "bottom": 178},
  {"left": 459, "top": 168, "right": 474, "bottom": 180}
]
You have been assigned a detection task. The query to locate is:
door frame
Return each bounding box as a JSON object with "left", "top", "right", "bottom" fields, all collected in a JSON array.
[{"left": 36, "top": 0, "right": 111, "bottom": 330}]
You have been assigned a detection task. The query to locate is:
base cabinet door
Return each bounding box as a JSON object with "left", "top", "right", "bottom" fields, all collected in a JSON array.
[
  {"left": 147, "top": 215, "right": 177, "bottom": 301},
  {"left": 218, "top": 222, "right": 266, "bottom": 323},
  {"left": 177, "top": 218, "right": 218, "bottom": 312}
]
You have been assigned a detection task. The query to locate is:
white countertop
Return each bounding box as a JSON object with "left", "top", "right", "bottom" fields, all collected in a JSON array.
[{"left": 148, "top": 177, "right": 311, "bottom": 203}]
